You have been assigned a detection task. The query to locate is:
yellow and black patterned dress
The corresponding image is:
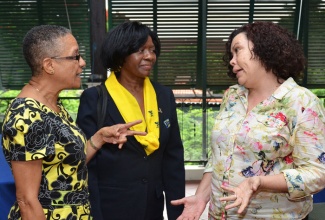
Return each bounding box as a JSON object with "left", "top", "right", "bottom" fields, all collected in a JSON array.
[{"left": 2, "top": 98, "right": 91, "bottom": 220}]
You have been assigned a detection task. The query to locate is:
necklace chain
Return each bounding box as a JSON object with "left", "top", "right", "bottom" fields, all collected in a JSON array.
[
  {"left": 28, "top": 82, "right": 59, "bottom": 112},
  {"left": 28, "top": 82, "right": 40, "bottom": 92}
]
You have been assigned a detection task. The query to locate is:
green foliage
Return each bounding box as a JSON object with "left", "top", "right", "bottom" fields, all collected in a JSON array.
[
  {"left": 1, "top": 88, "right": 325, "bottom": 162},
  {"left": 311, "top": 89, "right": 325, "bottom": 96},
  {"left": 311, "top": 89, "right": 325, "bottom": 107},
  {"left": 0, "top": 89, "right": 82, "bottom": 120},
  {"left": 59, "top": 90, "right": 83, "bottom": 120},
  {"left": 0, "top": 90, "right": 20, "bottom": 114},
  {"left": 177, "top": 106, "right": 219, "bottom": 161}
]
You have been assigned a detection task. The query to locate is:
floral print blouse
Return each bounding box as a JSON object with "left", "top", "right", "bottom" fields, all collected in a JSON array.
[
  {"left": 2, "top": 98, "right": 91, "bottom": 220},
  {"left": 205, "top": 78, "right": 325, "bottom": 219}
]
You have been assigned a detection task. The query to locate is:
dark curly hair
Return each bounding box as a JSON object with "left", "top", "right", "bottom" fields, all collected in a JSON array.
[
  {"left": 223, "top": 21, "right": 306, "bottom": 81},
  {"left": 101, "top": 20, "right": 161, "bottom": 72}
]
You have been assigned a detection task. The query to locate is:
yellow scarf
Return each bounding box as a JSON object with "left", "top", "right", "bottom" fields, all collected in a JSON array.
[{"left": 105, "top": 72, "right": 160, "bottom": 155}]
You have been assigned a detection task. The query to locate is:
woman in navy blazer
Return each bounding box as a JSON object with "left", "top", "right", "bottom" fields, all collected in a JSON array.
[{"left": 76, "top": 20, "right": 185, "bottom": 220}]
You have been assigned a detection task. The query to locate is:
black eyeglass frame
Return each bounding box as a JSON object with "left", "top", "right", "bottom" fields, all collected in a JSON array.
[{"left": 51, "top": 54, "right": 81, "bottom": 61}]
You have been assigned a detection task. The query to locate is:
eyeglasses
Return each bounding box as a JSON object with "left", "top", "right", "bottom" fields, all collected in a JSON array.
[{"left": 51, "top": 54, "right": 81, "bottom": 61}]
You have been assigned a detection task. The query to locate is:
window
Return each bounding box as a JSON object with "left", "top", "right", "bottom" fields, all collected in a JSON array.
[{"left": 0, "top": 0, "right": 91, "bottom": 90}]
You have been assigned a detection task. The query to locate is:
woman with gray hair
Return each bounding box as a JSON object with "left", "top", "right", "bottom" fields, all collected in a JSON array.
[{"left": 2, "top": 25, "right": 145, "bottom": 220}]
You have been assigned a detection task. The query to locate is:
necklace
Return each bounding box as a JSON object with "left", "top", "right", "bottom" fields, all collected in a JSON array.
[
  {"left": 28, "top": 82, "right": 59, "bottom": 112},
  {"left": 28, "top": 82, "right": 40, "bottom": 92}
]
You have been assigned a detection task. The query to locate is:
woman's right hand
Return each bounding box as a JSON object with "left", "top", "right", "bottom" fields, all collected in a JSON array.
[
  {"left": 86, "top": 120, "right": 147, "bottom": 163},
  {"left": 171, "top": 195, "right": 207, "bottom": 220},
  {"left": 100, "top": 119, "right": 147, "bottom": 149}
]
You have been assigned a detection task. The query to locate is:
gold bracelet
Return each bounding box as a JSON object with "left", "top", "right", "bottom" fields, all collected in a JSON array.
[{"left": 89, "top": 136, "right": 99, "bottom": 151}]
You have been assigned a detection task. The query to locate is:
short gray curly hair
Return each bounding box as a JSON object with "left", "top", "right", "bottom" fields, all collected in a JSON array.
[{"left": 23, "top": 25, "right": 71, "bottom": 75}]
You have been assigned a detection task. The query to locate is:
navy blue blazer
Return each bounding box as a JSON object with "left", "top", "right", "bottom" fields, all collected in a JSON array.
[{"left": 76, "top": 81, "right": 185, "bottom": 220}]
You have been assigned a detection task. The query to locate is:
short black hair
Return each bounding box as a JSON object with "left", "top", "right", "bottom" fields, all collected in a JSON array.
[{"left": 101, "top": 20, "right": 161, "bottom": 71}]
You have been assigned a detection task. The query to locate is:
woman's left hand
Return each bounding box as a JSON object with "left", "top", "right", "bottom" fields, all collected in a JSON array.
[{"left": 219, "top": 176, "right": 261, "bottom": 214}]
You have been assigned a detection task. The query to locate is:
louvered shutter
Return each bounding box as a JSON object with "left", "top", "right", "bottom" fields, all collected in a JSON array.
[{"left": 0, "top": 0, "right": 91, "bottom": 90}]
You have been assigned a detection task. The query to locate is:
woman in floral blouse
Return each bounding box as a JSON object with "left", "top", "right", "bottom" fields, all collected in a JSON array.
[{"left": 172, "top": 21, "right": 325, "bottom": 219}]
